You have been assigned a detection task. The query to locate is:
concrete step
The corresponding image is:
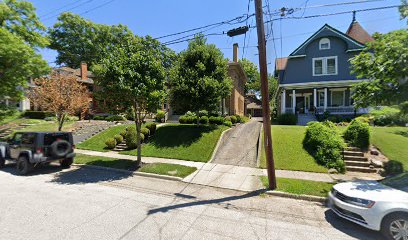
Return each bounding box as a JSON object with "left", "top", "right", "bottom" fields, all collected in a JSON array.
[
  {"left": 344, "top": 160, "right": 371, "bottom": 167},
  {"left": 344, "top": 155, "right": 368, "bottom": 162},
  {"left": 345, "top": 147, "right": 362, "bottom": 152},
  {"left": 346, "top": 166, "right": 377, "bottom": 173},
  {"left": 343, "top": 151, "right": 364, "bottom": 157}
]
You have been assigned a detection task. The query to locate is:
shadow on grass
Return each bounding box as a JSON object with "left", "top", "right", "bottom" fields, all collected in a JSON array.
[
  {"left": 148, "top": 124, "right": 217, "bottom": 148},
  {"left": 394, "top": 130, "right": 408, "bottom": 138}
]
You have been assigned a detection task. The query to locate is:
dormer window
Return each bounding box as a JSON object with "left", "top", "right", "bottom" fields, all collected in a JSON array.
[{"left": 319, "top": 38, "right": 330, "bottom": 50}]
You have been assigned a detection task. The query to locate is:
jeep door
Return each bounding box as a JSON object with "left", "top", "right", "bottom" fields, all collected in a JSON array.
[{"left": 9, "top": 133, "right": 23, "bottom": 159}]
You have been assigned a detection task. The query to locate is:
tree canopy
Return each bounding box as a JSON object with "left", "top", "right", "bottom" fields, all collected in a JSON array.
[
  {"left": 239, "top": 58, "right": 260, "bottom": 94},
  {"left": 0, "top": 0, "right": 49, "bottom": 100},
  {"left": 169, "top": 35, "right": 232, "bottom": 115},
  {"left": 350, "top": 29, "right": 408, "bottom": 108},
  {"left": 93, "top": 33, "right": 173, "bottom": 164},
  {"left": 49, "top": 12, "right": 132, "bottom": 68}
]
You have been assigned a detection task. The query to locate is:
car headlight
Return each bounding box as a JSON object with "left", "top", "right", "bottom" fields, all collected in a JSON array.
[{"left": 347, "top": 197, "right": 376, "bottom": 208}]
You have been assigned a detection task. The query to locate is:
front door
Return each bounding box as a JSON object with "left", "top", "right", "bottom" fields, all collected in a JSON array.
[{"left": 296, "top": 97, "right": 305, "bottom": 114}]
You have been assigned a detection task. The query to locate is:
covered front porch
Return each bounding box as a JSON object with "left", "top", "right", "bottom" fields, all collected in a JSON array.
[{"left": 280, "top": 86, "right": 364, "bottom": 115}]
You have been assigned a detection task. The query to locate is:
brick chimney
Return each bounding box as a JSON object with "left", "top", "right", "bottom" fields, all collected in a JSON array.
[
  {"left": 233, "top": 43, "right": 239, "bottom": 63},
  {"left": 80, "top": 62, "right": 88, "bottom": 80}
]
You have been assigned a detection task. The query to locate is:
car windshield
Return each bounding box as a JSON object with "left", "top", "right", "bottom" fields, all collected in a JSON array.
[{"left": 380, "top": 172, "right": 408, "bottom": 193}]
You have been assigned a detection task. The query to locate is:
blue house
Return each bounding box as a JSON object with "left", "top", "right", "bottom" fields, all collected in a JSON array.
[{"left": 275, "top": 19, "right": 374, "bottom": 119}]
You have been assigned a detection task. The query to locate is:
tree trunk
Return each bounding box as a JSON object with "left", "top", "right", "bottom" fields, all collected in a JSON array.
[
  {"left": 58, "top": 113, "right": 66, "bottom": 131},
  {"left": 196, "top": 110, "right": 200, "bottom": 125},
  {"left": 133, "top": 104, "right": 142, "bottom": 167}
]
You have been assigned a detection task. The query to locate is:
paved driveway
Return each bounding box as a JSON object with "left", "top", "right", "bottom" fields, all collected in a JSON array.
[
  {"left": 211, "top": 118, "right": 262, "bottom": 167},
  {"left": 0, "top": 164, "right": 380, "bottom": 240}
]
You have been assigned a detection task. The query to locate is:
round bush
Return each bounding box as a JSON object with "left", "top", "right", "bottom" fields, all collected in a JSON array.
[
  {"left": 209, "top": 116, "right": 224, "bottom": 125},
  {"left": 120, "top": 130, "right": 127, "bottom": 137},
  {"left": 199, "top": 116, "right": 209, "bottom": 124},
  {"left": 223, "top": 121, "right": 232, "bottom": 127},
  {"left": 198, "top": 110, "right": 208, "bottom": 117},
  {"left": 277, "top": 113, "right": 297, "bottom": 125},
  {"left": 141, "top": 127, "right": 150, "bottom": 138},
  {"left": 114, "top": 134, "right": 123, "bottom": 144},
  {"left": 344, "top": 119, "right": 370, "bottom": 149},
  {"left": 155, "top": 110, "right": 165, "bottom": 122},
  {"left": 105, "top": 138, "right": 117, "bottom": 149},
  {"left": 230, "top": 116, "right": 237, "bottom": 124},
  {"left": 145, "top": 122, "right": 157, "bottom": 135},
  {"left": 224, "top": 116, "right": 231, "bottom": 122},
  {"left": 234, "top": 115, "right": 242, "bottom": 123},
  {"left": 125, "top": 130, "right": 145, "bottom": 149},
  {"left": 383, "top": 160, "right": 404, "bottom": 176}
]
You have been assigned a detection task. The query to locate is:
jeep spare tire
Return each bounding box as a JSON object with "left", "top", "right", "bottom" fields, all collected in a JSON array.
[{"left": 50, "top": 140, "right": 71, "bottom": 158}]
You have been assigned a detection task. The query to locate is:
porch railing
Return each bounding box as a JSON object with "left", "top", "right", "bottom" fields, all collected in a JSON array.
[
  {"left": 285, "top": 108, "right": 294, "bottom": 114},
  {"left": 315, "top": 106, "right": 355, "bottom": 114}
]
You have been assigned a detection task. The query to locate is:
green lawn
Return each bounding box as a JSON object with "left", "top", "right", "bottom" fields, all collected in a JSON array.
[
  {"left": 20, "top": 121, "right": 75, "bottom": 132},
  {"left": 0, "top": 112, "right": 22, "bottom": 125},
  {"left": 77, "top": 124, "right": 134, "bottom": 152},
  {"left": 260, "top": 176, "right": 334, "bottom": 197},
  {"left": 121, "top": 124, "right": 229, "bottom": 162},
  {"left": 371, "top": 127, "right": 408, "bottom": 171},
  {"left": 74, "top": 154, "right": 137, "bottom": 170},
  {"left": 139, "top": 163, "right": 197, "bottom": 178},
  {"left": 75, "top": 154, "right": 197, "bottom": 177},
  {"left": 260, "top": 125, "right": 327, "bottom": 173}
]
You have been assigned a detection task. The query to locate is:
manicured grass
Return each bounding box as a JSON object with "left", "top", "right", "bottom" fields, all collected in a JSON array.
[
  {"left": 0, "top": 112, "right": 23, "bottom": 125},
  {"left": 371, "top": 127, "right": 408, "bottom": 171},
  {"left": 139, "top": 163, "right": 197, "bottom": 178},
  {"left": 74, "top": 154, "right": 137, "bottom": 170},
  {"left": 260, "top": 125, "right": 327, "bottom": 173},
  {"left": 77, "top": 124, "right": 134, "bottom": 152},
  {"left": 260, "top": 176, "right": 334, "bottom": 197},
  {"left": 121, "top": 124, "right": 229, "bottom": 162}
]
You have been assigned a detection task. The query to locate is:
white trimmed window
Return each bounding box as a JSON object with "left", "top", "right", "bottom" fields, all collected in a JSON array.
[
  {"left": 319, "top": 38, "right": 330, "bottom": 50},
  {"left": 313, "top": 56, "right": 338, "bottom": 76},
  {"left": 331, "top": 89, "right": 345, "bottom": 107},
  {"left": 318, "top": 91, "right": 325, "bottom": 107}
]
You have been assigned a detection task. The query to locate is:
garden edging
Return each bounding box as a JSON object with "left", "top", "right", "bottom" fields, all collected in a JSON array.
[
  {"left": 72, "top": 163, "right": 183, "bottom": 182},
  {"left": 265, "top": 190, "right": 327, "bottom": 203}
]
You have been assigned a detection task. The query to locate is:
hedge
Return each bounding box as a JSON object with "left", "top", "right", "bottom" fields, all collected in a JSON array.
[
  {"left": 199, "top": 116, "right": 209, "bottom": 124},
  {"left": 303, "top": 121, "right": 345, "bottom": 173},
  {"left": 145, "top": 122, "right": 157, "bottom": 135},
  {"left": 125, "top": 128, "right": 145, "bottom": 149},
  {"left": 105, "top": 138, "right": 117, "bottom": 149},
  {"left": 209, "top": 116, "right": 224, "bottom": 125},
  {"left": 344, "top": 119, "right": 370, "bottom": 149},
  {"left": 23, "top": 111, "right": 54, "bottom": 119},
  {"left": 277, "top": 113, "right": 297, "bottom": 125}
]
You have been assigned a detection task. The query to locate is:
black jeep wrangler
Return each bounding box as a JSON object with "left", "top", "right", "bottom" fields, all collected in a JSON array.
[{"left": 0, "top": 132, "right": 75, "bottom": 175}]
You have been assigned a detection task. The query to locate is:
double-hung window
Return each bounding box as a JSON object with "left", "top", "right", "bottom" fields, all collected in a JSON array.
[{"left": 313, "top": 56, "right": 337, "bottom": 76}]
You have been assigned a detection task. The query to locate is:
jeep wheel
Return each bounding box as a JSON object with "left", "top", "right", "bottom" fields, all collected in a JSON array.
[
  {"left": 16, "top": 156, "right": 32, "bottom": 175},
  {"left": 0, "top": 154, "right": 5, "bottom": 169},
  {"left": 381, "top": 213, "right": 408, "bottom": 240},
  {"left": 60, "top": 158, "right": 73, "bottom": 168}
]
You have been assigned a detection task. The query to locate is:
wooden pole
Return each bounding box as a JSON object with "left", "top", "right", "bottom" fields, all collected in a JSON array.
[{"left": 254, "top": 0, "right": 277, "bottom": 190}]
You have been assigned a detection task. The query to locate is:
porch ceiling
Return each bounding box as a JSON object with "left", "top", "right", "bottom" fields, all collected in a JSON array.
[{"left": 279, "top": 79, "right": 366, "bottom": 90}]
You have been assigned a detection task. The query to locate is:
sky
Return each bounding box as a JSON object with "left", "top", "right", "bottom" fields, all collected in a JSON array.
[{"left": 30, "top": 0, "right": 406, "bottom": 72}]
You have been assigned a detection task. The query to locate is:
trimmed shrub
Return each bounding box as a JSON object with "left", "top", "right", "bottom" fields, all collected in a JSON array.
[
  {"left": 179, "top": 115, "right": 197, "bottom": 124},
  {"left": 223, "top": 121, "right": 232, "bottom": 127},
  {"left": 199, "top": 116, "right": 209, "bottom": 124},
  {"left": 114, "top": 134, "right": 123, "bottom": 144},
  {"left": 141, "top": 127, "right": 150, "bottom": 138},
  {"left": 198, "top": 110, "right": 208, "bottom": 117},
  {"left": 383, "top": 160, "right": 404, "bottom": 176},
  {"left": 240, "top": 116, "right": 250, "bottom": 123},
  {"left": 125, "top": 129, "right": 145, "bottom": 150},
  {"left": 277, "top": 113, "right": 297, "bottom": 125},
  {"left": 93, "top": 115, "right": 106, "bottom": 120},
  {"left": 234, "top": 115, "right": 242, "bottom": 123},
  {"left": 230, "top": 116, "right": 237, "bottom": 124},
  {"left": 209, "top": 116, "right": 224, "bottom": 125},
  {"left": 224, "top": 116, "right": 231, "bottom": 122},
  {"left": 303, "top": 121, "right": 345, "bottom": 173},
  {"left": 23, "top": 111, "right": 54, "bottom": 119},
  {"left": 344, "top": 119, "right": 370, "bottom": 149},
  {"left": 105, "top": 138, "right": 117, "bottom": 149},
  {"left": 106, "top": 115, "right": 126, "bottom": 121},
  {"left": 155, "top": 110, "right": 165, "bottom": 122},
  {"left": 120, "top": 130, "right": 127, "bottom": 137},
  {"left": 145, "top": 122, "right": 157, "bottom": 135}
]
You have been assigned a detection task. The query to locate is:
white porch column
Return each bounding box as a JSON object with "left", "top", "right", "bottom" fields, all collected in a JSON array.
[
  {"left": 292, "top": 89, "right": 296, "bottom": 114},
  {"left": 281, "top": 89, "right": 286, "bottom": 113},
  {"left": 324, "top": 88, "right": 328, "bottom": 111},
  {"left": 313, "top": 88, "right": 317, "bottom": 108}
]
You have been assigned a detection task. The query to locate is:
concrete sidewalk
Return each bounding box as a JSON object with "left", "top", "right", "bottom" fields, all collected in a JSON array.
[{"left": 75, "top": 149, "right": 337, "bottom": 192}]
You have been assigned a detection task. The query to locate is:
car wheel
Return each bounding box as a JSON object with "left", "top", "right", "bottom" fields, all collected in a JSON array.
[
  {"left": 16, "top": 156, "right": 32, "bottom": 175},
  {"left": 60, "top": 158, "right": 73, "bottom": 168},
  {"left": 0, "top": 154, "right": 5, "bottom": 169},
  {"left": 381, "top": 213, "right": 408, "bottom": 240}
]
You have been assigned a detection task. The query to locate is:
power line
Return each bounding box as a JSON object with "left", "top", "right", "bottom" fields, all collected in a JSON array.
[
  {"left": 295, "top": 0, "right": 386, "bottom": 11},
  {"left": 242, "top": 0, "right": 252, "bottom": 59},
  {"left": 78, "top": 0, "right": 118, "bottom": 16},
  {"left": 39, "top": 0, "right": 84, "bottom": 18},
  {"left": 42, "top": 0, "right": 94, "bottom": 21},
  {"left": 163, "top": 32, "right": 226, "bottom": 46}
]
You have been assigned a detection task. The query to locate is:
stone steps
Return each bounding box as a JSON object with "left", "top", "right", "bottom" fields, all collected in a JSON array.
[
  {"left": 343, "top": 150, "right": 364, "bottom": 157},
  {"left": 342, "top": 147, "right": 379, "bottom": 173},
  {"left": 343, "top": 155, "right": 368, "bottom": 162},
  {"left": 346, "top": 166, "right": 377, "bottom": 173},
  {"left": 344, "top": 160, "right": 371, "bottom": 167}
]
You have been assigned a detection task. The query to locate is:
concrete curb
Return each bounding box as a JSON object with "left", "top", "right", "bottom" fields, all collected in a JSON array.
[
  {"left": 266, "top": 190, "right": 327, "bottom": 203},
  {"left": 209, "top": 127, "right": 233, "bottom": 163},
  {"left": 72, "top": 164, "right": 183, "bottom": 182},
  {"left": 256, "top": 124, "right": 263, "bottom": 168}
]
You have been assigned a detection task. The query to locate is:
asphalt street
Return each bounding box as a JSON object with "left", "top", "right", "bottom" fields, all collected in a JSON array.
[{"left": 0, "top": 164, "right": 382, "bottom": 240}]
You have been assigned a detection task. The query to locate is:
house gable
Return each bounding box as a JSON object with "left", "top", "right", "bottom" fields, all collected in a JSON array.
[{"left": 289, "top": 24, "right": 365, "bottom": 57}]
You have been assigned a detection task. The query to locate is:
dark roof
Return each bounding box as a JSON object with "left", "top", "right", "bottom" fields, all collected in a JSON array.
[
  {"left": 55, "top": 66, "right": 94, "bottom": 84},
  {"left": 346, "top": 21, "right": 374, "bottom": 44},
  {"left": 275, "top": 58, "right": 288, "bottom": 71}
]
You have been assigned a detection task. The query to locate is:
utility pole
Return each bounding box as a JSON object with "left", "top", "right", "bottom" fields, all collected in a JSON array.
[{"left": 254, "top": 0, "right": 277, "bottom": 190}]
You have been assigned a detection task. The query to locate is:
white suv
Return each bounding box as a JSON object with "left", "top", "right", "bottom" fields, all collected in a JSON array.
[{"left": 328, "top": 173, "right": 408, "bottom": 240}]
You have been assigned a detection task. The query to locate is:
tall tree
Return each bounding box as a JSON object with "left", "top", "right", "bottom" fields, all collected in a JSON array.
[
  {"left": 49, "top": 12, "right": 131, "bottom": 68},
  {"left": 350, "top": 30, "right": 408, "bottom": 108},
  {"left": 239, "top": 58, "right": 260, "bottom": 94},
  {"left": 93, "top": 34, "right": 172, "bottom": 165},
  {"left": 0, "top": 0, "right": 49, "bottom": 100},
  {"left": 30, "top": 72, "right": 90, "bottom": 131},
  {"left": 400, "top": 0, "right": 408, "bottom": 22},
  {"left": 169, "top": 35, "right": 232, "bottom": 119}
]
